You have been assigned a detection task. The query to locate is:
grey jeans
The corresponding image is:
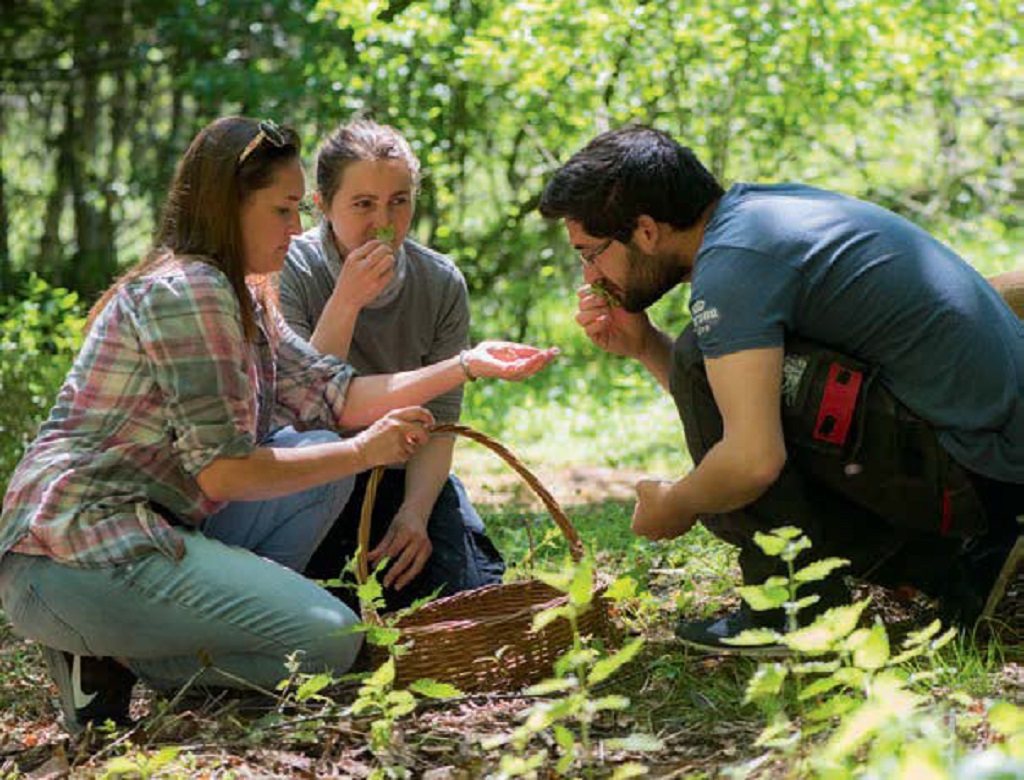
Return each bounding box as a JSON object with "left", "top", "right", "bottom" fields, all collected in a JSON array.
[{"left": 0, "top": 428, "right": 363, "bottom": 692}]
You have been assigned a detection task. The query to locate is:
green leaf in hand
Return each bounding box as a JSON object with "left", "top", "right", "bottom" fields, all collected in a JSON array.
[
  {"left": 591, "top": 279, "right": 621, "bottom": 307},
  {"left": 375, "top": 225, "right": 396, "bottom": 243}
]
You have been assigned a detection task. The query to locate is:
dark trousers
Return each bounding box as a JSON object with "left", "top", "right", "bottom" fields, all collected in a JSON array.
[
  {"left": 669, "top": 325, "right": 1023, "bottom": 600},
  {"left": 304, "top": 471, "right": 505, "bottom": 612}
]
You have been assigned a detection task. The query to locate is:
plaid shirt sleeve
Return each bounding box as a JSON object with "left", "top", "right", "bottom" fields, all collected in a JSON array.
[
  {"left": 270, "top": 307, "right": 354, "bottom": 431},
  {"left": 127, "top": 265, "right": 257, "bottom": 476}
]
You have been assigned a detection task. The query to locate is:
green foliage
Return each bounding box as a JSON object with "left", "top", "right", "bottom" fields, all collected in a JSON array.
[
  {"left": 3, "top": 0, "right": 1020, "bottom": 331},
  {"left": 100, "top": 747, "right": 181, "bottom": 779},
  {"left": 727, "top": 526, "right": 1024, "bottom": 779},
  {"left": 0, "top": 276, "right": 85, "bottom": 489},
  {"left": 346, "top": 555, "right": 461, "bottom": 778},
  {"left": 483, "top": 556, "right": 661, "bottom": 778}
]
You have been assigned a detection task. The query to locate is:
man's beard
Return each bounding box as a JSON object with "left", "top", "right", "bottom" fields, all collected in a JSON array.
[{"left": 620, "top": 242, "right": 687, "bottom": 313}]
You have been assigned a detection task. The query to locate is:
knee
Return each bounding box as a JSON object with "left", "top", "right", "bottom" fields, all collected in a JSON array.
[
  {"left": 299, "top": 600, "right": 365, "bottom": 675},
  {"left": 270, "top": 428, "right": 354, "bottom": 517},
  {"left": 442, "top": 476, "right": 485, "bottom": 533}
]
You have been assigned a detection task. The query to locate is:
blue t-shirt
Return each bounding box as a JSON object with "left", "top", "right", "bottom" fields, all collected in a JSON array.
[{"left": 690, "top": 183, "right": 1024, "bottom": 483}]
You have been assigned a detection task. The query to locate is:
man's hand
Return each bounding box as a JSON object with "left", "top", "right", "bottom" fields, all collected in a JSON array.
[
  {"left": 576, "top": 284, "right": 654, "bottom": 359},
  {"left": 631, "top": 478, "right": 698, "bottom": 541},
  {"left": 368, "top": 507, "right": 432, "bottom": 591}
]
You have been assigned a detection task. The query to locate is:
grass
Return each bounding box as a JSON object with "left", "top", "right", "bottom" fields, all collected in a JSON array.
[{"left": 1, "top": 233, "right": 1023, "bottom": 777}]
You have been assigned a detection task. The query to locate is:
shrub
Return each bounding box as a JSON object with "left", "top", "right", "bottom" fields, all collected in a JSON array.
[{"left": 0, "top": 276, "right": 85, "bottom": 491}]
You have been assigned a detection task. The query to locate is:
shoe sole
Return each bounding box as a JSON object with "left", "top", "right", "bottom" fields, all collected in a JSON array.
[
  {"left": 41, "top": 647, "right": 84, "bottom": 736},
  {"left": 978, "top": 536, "right": 1024, "bottom": 640}
]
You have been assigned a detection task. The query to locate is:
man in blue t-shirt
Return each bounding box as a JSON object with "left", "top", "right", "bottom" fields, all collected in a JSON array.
[{"left": 540, "top": 125, "right": 1024, "bottom": 652}]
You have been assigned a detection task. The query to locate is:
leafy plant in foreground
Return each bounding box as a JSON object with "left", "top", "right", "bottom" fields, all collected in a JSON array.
[
  {"left": 484, "top": 557, "right": 660, "bottom": 779},
  {"left": 721, "top": 527, "right": 1024, "bottom": 779},
  {"left": 345, "top": 557, "right": 460, "bottom": 780}
]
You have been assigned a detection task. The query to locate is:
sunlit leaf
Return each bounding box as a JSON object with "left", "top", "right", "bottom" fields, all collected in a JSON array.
[
  {"left": 851, "top": 621, "right": 890, "bottom": 670},
  {"left": 295, "top": 673, "right": 333, "bottom": 701},
  {"left": 744, "top": 663, "right": 788, "bottom": 703},
  {"left": 793, "top": 557, "right": 849, "bottom": 583},
  {"left": 990, "top": 702, "right": 1024, "bottom": 736},
  {"left": 606, "top": 576, "right": 638, "bottom": 601},
  {"left": 723, "top": 628, "right": 782, "bottom": 646},
  {"left": 589, "top": 638, "right": 644, "bottom": 685},
  {"left": 526, "top": 677, "right": 576, "bottom": 695},
  {"left": 605, "top": 734, "right": 664, "bottom": 752},
  {"left": 408, "top": 679, "right": 461, "bottom": 699},
  {"left": 569, "top": 558, "right": 594, "bottom": 607}
]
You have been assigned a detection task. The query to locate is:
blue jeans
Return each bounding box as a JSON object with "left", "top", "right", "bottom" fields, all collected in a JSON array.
[{"left": 0, "top": 429, "right": 362, "bottom": 691}]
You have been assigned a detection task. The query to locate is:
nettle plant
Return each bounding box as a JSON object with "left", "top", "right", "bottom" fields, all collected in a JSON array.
[
  {"left": 723, "top": 526, "right": 988, "bottom": 778},
  {"left": 354, "top": 571, "right": 459, "bottom": 767},
  {"left": 485, "top": 557, "right": 661, "bottom": 780},
  {"left": 296, "top": 556, "right": 460, "bottom": 780}
]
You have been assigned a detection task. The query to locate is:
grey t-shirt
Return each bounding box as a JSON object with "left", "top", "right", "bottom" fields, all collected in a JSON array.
[
  {"left": 279, "top": 223, "right": 470, "bottom": 424},
  {"left": 690, "top": 183, "right": 1024, "bottom": 483}
]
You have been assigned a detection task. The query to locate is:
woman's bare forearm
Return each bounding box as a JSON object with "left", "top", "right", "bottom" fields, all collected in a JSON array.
[
  {"left": 310, "top": 297, "right": 359, "bottom": 359},
  {"left": 197, "top": 441, "right": 365, "bottom": 503},
  {"left": 400, "top": 435, "right": 455, "bottom": 519},
  {"left": 340, "top": 358, "right": 464, "bottom": 428}
]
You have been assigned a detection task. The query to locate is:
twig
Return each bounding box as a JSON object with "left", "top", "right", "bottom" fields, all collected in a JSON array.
[{"left": 142, "top": 665, "right": 208, "bottom": 745}]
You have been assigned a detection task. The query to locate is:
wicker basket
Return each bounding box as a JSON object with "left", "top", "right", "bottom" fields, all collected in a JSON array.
[{"left": 355, "top": 423, "right": 618, "bottom": 693}]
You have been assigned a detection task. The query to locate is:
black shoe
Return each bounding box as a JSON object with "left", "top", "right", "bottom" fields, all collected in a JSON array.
[
  {"left": 42, "top": 648, "right": 136, "bottom": 735},
  {"left": 943, "top": 522, "right": 1023, "bottom": 630},
  {"left": 675, "top": 606, "right": 791, "bottom": 657},
  {"left": 675, "top": 573, "right": 852, "bottom": 657}
]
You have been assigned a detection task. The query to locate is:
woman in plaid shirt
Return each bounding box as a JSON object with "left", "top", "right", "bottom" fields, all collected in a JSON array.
[{"left": 0, "top": 117, "right": 557, "bottom": 735}]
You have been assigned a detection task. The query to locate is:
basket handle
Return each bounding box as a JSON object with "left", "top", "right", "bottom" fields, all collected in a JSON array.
[{"left": 355, "top": 423, "right": 584, "bottom": 594}]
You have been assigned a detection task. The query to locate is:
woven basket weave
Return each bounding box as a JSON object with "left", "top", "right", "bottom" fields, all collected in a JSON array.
[{"left": 356, "top": 423, "right": 618, "bottom": 693}]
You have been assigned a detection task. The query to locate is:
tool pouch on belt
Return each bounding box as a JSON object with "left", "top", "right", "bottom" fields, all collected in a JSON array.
[{"left": 780, "top": 338, "right": 988, "bottom": 538}]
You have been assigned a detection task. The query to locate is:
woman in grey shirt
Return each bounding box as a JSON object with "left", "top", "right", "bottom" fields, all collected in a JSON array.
[{"left": 279, "top": 119, "right": 504, "bottom": 610}]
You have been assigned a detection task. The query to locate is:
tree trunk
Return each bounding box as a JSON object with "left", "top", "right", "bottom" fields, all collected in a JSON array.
[
  {"left": 68, "top": 33, "right": 109, "bottom": 296},
  {"left": 0, "top": 106, "right": 10, "bottom": 296},
  {"left": 100, "top": 0, "right": 131, "bottom": 278},
  {"left": 38, "top": 88, "right": 74, "bottom": 287}
]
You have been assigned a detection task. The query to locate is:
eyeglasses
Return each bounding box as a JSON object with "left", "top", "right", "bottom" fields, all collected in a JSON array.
[
  {"left": 237, "top": 120, "right": 286, "bottom": 166},
  {"left": 579, "top": 238, "right": 613, "bottom": 267}
]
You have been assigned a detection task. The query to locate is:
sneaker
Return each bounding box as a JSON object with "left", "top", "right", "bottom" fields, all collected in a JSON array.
[
  {"left": 675, "top": 606, "right": 791, "bottom": 657},
  {"left": 42, "top": 648, "right": 136, "bottom": 735}
]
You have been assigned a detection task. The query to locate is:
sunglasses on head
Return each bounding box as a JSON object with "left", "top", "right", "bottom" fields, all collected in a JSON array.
[{"left": 237, "top": 120, "right": 286, "bottom": 166}]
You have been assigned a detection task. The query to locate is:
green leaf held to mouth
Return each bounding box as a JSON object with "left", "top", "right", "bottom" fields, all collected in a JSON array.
[
  {"left": 591, "top": 279, "right": 621, "bottom": 307},
  {"left": 375, "top": 225, "right": 396, "bottom": 243}
]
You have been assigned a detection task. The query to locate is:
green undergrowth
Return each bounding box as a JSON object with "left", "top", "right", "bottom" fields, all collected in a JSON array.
[{"left": 1, "top": 239, "right": 1023, "bottom": 777}]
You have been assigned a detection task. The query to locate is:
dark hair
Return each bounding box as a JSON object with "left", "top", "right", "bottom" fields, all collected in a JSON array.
[
  {"left": 316, "top": 119, "right": 420, "bottom": 206},
  {"left": 89, "top": 117, "right": 300, "bottom": 341},
  {"left": 539, "top": 125, "right": 724, "bottom": 241}
]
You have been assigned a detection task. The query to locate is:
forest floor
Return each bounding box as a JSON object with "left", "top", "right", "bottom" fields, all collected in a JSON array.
[{"left": 2, "top": 463, "right": 1022, "bottom": 779}]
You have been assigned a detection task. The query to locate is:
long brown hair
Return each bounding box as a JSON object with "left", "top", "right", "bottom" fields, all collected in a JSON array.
[{"left": 88, "top": 116, "right": 301, "bottom": 341}]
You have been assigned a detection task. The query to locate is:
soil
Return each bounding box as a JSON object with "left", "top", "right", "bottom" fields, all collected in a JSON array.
[{"left": 458, "top": 464, "right": 643, "bottom": 509}]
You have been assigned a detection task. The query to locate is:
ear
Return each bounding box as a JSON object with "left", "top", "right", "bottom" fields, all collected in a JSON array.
[
  {"left": 632, "top": 215, "right": 660, "bottom": 253},
  {"left": 313, "top": 191, "right": 326, "bottom": 215}
]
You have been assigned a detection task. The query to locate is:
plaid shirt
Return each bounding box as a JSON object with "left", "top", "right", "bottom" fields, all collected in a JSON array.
[{"left": 0, "top": 259, "right": 353, "bottom": 567}]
